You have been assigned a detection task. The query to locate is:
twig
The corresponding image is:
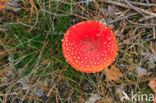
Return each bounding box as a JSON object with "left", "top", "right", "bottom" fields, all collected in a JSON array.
[
  {"left": 55, "top": 0, "right": 93, "bottom": 5},
  {"left": 108, "top": 13, "right": 138, "bottom": 24},
  {"left": 128, "top": 20, "right": 156, "bottom": 27},
  {"left": 101, "top": 0, "right": 129, "bottom": 8},
  {"left": 120, "top": 0, "right": 156, "bottom": 7},
  {"left": 138, "top": 8, "right": 156, "bottom": 17},
  {"left": 124, "top": 0, "right": 145, "bottom": 17},
  {"left": 101, "top": 0, "right": 156, "bottom": 17},
  {"left": 153, "top": 27, "right": 156, "bottom": 39},
  {"left": 139, "top": 16, "right": 156, "bottom": 22}
]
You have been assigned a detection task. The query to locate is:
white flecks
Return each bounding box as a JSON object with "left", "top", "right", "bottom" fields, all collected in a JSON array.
[
  {"left": 86, "top": 65, "right": 90, "bottom": 68},
  {"left": 97, "top": 34, "right": 100, "bottom": 36},
  {"left": 95, "top": 54, "right": 99, "bottom": 57},
  {"left": 62, "top": 21, "right": 118, "bottom": 72}
]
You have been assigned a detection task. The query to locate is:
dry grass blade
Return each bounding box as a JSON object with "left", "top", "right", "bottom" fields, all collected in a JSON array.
[
  {"left": 0, "top": 0, "right": 20, "bottom": 12},
  {"left": 105, "top": 65, "right": 123, "bottom": 82}
]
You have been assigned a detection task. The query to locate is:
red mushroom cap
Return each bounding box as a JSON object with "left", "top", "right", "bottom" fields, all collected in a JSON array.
[{"left": 62, "top": 21, "right": 118, "bottom": 73}]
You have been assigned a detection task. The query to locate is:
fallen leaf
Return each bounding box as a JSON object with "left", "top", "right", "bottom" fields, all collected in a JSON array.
[
  {"left": 105, "top": 65, "right": 123, "bottom": 82},
  {"left": 151, "top": 7, "right": 156, "bottom": 12},
  {"left": 148, "top": 80, "right": 156, "bottom": 103},
  {"left": 135, "top": 67, "right": 150, "bottom": 76},
  {"left": 0, "top": 68, "right": 11, "bottom": 76}
]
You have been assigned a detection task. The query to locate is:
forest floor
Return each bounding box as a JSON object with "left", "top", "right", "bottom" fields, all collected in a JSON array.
[{"left": 0, "top": 0, "right": 156, "bottom": 103}]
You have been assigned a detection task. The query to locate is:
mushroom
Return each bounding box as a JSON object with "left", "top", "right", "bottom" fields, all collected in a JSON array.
[{"left": 62, "top": 21, "right": 118, "bottom": 73}]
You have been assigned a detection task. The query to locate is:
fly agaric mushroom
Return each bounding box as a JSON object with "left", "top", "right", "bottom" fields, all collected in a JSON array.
[{"left": 62, "top": 21, "right": 118, "bottom": 73}]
